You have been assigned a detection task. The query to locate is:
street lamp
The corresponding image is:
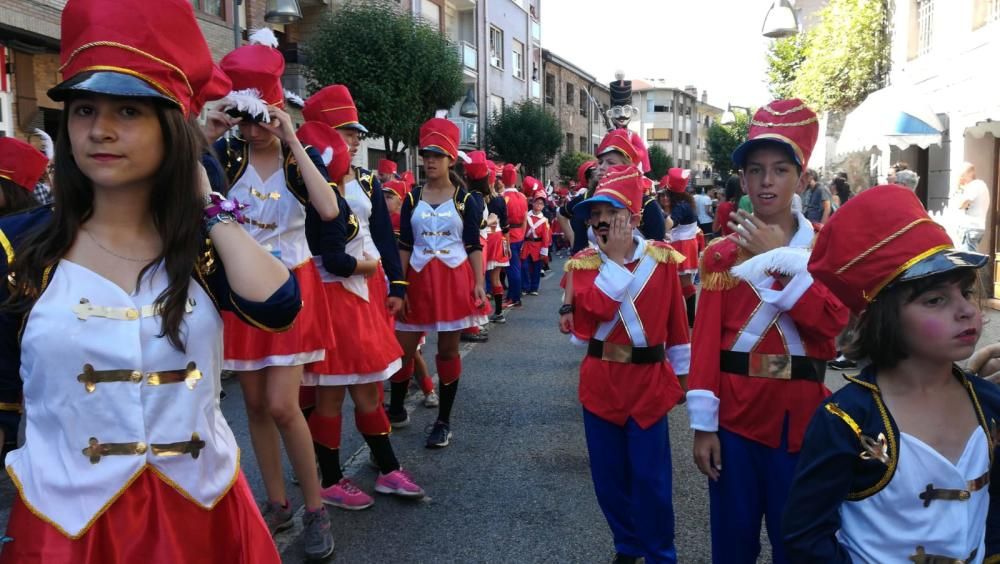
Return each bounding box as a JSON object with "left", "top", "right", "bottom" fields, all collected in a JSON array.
[
  {"left": 265, "top": 0, "right": 303, "bottom": 24},
  {"left": 721, "top": 104, "right": 752, "bottom": 125},
  {"left": 459, "top": 86, "right": 479, "bottom": 118},
  {"left": 762, "top": 0, "right": 799, "bottom": 39}
]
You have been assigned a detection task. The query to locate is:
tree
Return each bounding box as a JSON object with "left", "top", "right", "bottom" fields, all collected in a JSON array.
[
  {"left": 485, "top": 101, "right": 563, "bottom": 177},
  {"left": 646, "top": 144, "right": 673, "bottom": 180},
  {"left": 707, "top": 112, "right": 751, "bottom": 180},
  {"left": 558, "top": 151, "right": 595, "bottom": 182},
  {"left": 304, "top": 1, "right": 465, "bottom": 160},
  {"left": 764, "top": 0, "right": 889, "bottom": 111}
]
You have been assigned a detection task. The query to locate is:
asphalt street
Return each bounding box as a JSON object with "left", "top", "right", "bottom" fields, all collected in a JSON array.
[{"left": 3, "top": 255, "right": 1000, "bottom": 562}]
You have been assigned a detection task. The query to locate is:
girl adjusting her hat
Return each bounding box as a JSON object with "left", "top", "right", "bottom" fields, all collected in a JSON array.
[
  {"left": 783, "top": 185, "right": 1000, "bottom": 563},
  {"left": 205, "top": 26, "right": 339, "bottom": 560},
  {"left": 0, "top": 0, "right": 299, "bottom": 561},
  {"left": 395, "top": 117, "right": 488, "bottom": 449}
]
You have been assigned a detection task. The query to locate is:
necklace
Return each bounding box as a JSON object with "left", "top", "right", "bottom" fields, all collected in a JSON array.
[{"left": 84, "top": 228, "right": 158, "bottom": 263}]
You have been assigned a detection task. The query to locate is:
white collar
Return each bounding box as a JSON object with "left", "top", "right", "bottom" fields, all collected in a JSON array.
[
  {"left": 789, "top": 212, "right": 815, "bottom": 248},
  {"left": 503, "top": 187, "right": 519, "bottom": 193}
]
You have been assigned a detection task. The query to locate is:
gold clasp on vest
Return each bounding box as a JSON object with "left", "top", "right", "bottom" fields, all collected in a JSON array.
[
  {"left": 250, "top": 187, "right": 281, "bottom": 201},
  {"left": 74, "top": 298, "right": 194, "bottom": 321},
  {"left": 247, "top": 218, "right": 278, "bottom": 231},
  {"left": 82, "top": 437, "right": 147, "bottom": 464},
  {"left": 78, "top": 364, "right": 143, "bottom": 393},
  {"left": 918, "top": 471, "right": 990, "bottom": 507},
  {"left": 146, "top": 362, "right": 202, "bottom": 390},
  {"left": 422, "top": 248, "right": 451, "bottom": 255},
  {"left": 908, "top": 545, "right": 977, "bottom": 564},
  {"left": 150, "top": 432, "right": 206, "bottom": 460},
  {"left": 747, "top": 353, "right": 792, "bottom": 380},
  {"left": 421, "top": 231, "right": 452, "bottom": 237}
]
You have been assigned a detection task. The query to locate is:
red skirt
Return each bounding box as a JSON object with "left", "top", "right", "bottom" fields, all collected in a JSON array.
[
  {"left": 485, "top": 232, "right": 510, "bottom": 269},
  {"left": 223, "top": 260, "right": 332, "bottom": 371},
  {"left": 672, "top": 238, "right": 700, "bottom": 275},
  {"left": 0, "top": 470, "right": 278, "bottom": 564},
  {"left": 396, "top": 259, "right": 490, "bottom": 332},
  {"left": 304, "top": 267, "right": 403, "bottom": 383}
]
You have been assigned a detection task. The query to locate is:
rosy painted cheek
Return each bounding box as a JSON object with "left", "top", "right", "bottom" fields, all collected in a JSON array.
[{"left": 917, "top": 317, "right": 949, "bottom": 340}]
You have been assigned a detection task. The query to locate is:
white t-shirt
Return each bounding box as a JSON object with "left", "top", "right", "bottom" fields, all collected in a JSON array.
[
  {"left": 957, "top": 179, "right": 990, "bottom": 231},
  {"left": 694, "top": 194, "right": 713, "bottom": 224}
]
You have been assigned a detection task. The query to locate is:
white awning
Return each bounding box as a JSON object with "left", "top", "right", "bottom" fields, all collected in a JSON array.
[{"left": 836, "top": 85, "right": 944, "bottom": 155}]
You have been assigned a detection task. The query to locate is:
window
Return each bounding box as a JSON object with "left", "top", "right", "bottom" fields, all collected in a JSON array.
[
  {"left": 421, "top": 0, "right": 441, "bottom": 29},
  {"left": 917, "top": 0, "right": 934, "bottom": 56},
  {"left": 544, "top": 73, "right": 555, "bottom": 105},
  {"left": 511, "top": 40, "right": 524, "bottom": 80},
  {"left": 685, "top": 132, "right": 691, "bottom": 145},
  {"left": 647, "top": 128, "right": 670, "bottom": 141},
  {"left": 489, "top": 95, "right": 504, "bottom": 116},
  {"left": 566, "top": 133, "right": 574, "bottom": 154},
  {"left": 580, "top": 136, "right": 587, "bottom": 153},
  {"left": 565, "top": 83, "right": 574, "bottom": 105},
  {"left": 489, "top": 26, "right": 504, "bottom": 69},
  {"left": 579, "top": 88, "right": 587, "bottom": 116},
  {"left": 191, "top": 0, "right": 224, "bottom": 18}
]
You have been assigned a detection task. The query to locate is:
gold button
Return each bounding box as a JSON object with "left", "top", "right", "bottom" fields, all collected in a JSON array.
[
  {"left": 135, "top": 442, "right": 147, "bottom": 455},
  {"left": 713, "top": 252, "right": 722, "bottom": 260},
  {"left": 959, "top": 490, "right": 971, "bottom": 500},
  {"left": 125, "top": 308, "right": 139, "bottom": 320},
  {"left": 131, "top": 371, "right": 143, "bottom": 383}
]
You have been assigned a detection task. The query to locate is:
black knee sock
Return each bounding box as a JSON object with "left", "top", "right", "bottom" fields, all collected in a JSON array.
[
  {"left": 493, "top": 294, "right": 503, "bottom": 314},
  {"left": 389, "top": 381, "right": 408, "bottom": 412},
  {"left": 685, "top": 294, "right": 697, "bottom": 327},
  {"left": 437, "top": 380, "right": 459, "bottom": 424},
  {"left": 363, "top": 434, "right": 400, "bottom": 475},
  {"left": 313, "top": 443, "right": 342, "bottom": 488}
]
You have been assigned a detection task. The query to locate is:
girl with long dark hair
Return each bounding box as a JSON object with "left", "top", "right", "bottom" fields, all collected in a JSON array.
[{"left": 0, "top": 0, "right": 300, "bottom": 560}]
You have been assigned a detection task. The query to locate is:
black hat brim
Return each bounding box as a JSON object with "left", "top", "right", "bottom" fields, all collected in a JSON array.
[
  {"left": 895, "top": 249, "right": 988, "bottom": 285},
  {"left": 48, "top": 71, "right": 176, "bottom": 107}
]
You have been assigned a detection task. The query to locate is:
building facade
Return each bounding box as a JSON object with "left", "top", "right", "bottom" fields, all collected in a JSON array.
[
  {"left": 626, "top": 79, "right": 702, "bottom": 172},
  {"left": 540, "top": 48, "right": 605, "bottom": 183},
  {"left": 695, "top": 92, "right": 724, "bottom": 178}
]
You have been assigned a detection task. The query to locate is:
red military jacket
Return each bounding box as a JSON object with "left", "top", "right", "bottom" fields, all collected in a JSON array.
[
  {"left": 520, "top": 211, "right": 552, "bottom": 261},
  {"left": 687, "top": 215, "right": 849, "bottom": 452},
  {"left": 503, "top": 188, "right": 528, "bottom": 244},
  {"left": 568, "top": 239, "right": 690, "bottom": 429}
]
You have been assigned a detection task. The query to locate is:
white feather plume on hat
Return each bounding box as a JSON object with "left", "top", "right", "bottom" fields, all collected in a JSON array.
[
  {"left": 248, "top": 27, "right": 279, "bottom": 48},
  {"left": 33, "top": 129, "right": 54, "bottom": 161},
  {"left": 284, "top": 89, "right": 305, "bottom": 109},
  {"left": 222, "top": 88, "right": 271, "bottom": 123}
]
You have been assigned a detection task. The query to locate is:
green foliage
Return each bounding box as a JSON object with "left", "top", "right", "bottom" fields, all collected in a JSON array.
[
  {"left": 707, "top": 112, "right": 751, "bottom": 179},
  {"left": 303, "top": 1, "right": 465, "bottom": 159},
  {"left": 558, "top": 151, "right": 596, "bottom": 182},
  {"left": 764, "top": 0, "right": 889, "bottom": 111},
  {"left": 646, "top": 144, "right": 673, "bottom": 180},
  {"left": 485, "top": 101, "right": 563, "bottom": 177}
]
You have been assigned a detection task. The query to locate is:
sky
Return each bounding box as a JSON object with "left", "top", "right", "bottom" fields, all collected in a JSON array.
[{"left": 539, "top": 0, "right": 777, "bottom": 110}]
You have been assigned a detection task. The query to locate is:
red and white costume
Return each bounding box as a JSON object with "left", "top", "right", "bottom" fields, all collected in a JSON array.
[
  {"left": 662, "top": 168, "right": 699, "bottom": 276},
  {"left": 520, "top": 209, "right": 551, "bottom": 261}
]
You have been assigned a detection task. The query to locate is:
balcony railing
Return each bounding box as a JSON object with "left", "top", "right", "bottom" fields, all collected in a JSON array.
[
  {"left": 457, "top": 41, "right": 478, "bottom": 71},
  {"left": 450, "top": 116, "right": 479, "bottom": 147}
]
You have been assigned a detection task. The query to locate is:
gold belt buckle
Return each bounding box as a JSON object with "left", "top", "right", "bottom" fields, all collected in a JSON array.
[
  {"left": 748, "top": 353, "right": 793, "bottom": 380},
  {"left": 601, "top": 342, "right": 633, "bottom": 363}
]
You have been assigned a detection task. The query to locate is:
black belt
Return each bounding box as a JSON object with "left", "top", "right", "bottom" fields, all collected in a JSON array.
[
  {"left": 525, "top": 237, "right": 543, "bottom": 241},
  {"left": 719, "top": 350, "right": 825, "bottom": 383},
  {"left": 588, "top": 339, "right": 665, "bottom": 364}
]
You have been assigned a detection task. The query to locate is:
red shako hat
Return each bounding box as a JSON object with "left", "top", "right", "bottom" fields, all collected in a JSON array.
[
  {"left": 596, "top": 129, "right": 640, "bottom": 165},
  {"left": 576, "top": 160, "right": 597, "bottom": 187},
  {"left": 522, "top": 176, "right": 540, "bottom": 195},
  {"left": 220, "top": 28, "right": 286, "bottom": 113},
  {"left": 377, "top": 159, "right": 398, "bottom": 176},
  {"left": 47, "top": 0, "right": 228, "bottom": 117},
  {"left": 0, "top": 138, "right": 48, "bottom": 192},
  {"left": 419, "top": 118, "right": 459, "bottom": 161},
  {"left": 663, "top": 168, "right": 691, "bottom": 193},
  {"left": 574, "top": 164, "right": 645, "bottom": 220},
  {"left": 809, "top": 184, "right": 987, "bottom": 314},
  {"left": 465, "top": 150, "right": 489, "bottom": 181},
  {"left": 303, "top": 85, "right": 368, "bottom": 133},
  {"left": 382, "top": 179, "right": 409, "bottom": 200},
  {"left": 295, "top": 121, "right": 351, "bottom": 182},
  {"left": 531, "top": 189, "right": 547, "bottom": 202},
  {"left": 732, "top": 99, "right": 819, "bottom": 169},
  {"left": 487, "top": 160, "right": 498, "bottom": 187},
  {"left": 501, "top": 164, "right": 518, "bottom": 187}
]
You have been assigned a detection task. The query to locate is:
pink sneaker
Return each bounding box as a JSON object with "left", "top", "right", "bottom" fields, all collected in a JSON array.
[
  {"left": 321, "top": 478, "right": 374, "bottom": 510},
  {"left": 374, "top": 468, "right": 426, "bottom": 498}
]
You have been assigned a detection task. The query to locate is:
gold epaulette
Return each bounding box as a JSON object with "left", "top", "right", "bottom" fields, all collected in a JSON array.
[
  {"left": 699, "top": 236, "right": 743, "bottom": 291},
  {"left": 564, "top": 249, "right": 601, "bottom": 272},
  {"left": 645, "top": 242, "right": 685, "bottom": 265}
]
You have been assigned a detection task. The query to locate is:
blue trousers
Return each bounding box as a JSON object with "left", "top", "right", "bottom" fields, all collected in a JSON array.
[
  {"left": 522, "top": 256, "right": 542, "bottom": 292},
  {"left": 582, "top": 409, "right": 677, "bottom": 564},
  {"left": 506, "top": 241, "right": 523, "bottom": 302},
  {"left": 708, "top": 425, "right": 798, "bottom": 564}
]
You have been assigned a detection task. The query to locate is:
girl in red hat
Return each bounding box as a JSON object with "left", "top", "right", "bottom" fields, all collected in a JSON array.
[
  {"left": 0, "top": 137, "right": 47, "bottom": 216},
  {"left": 206, "top": 28, "right": 340, "bottom": 558},
  {"left": 393, "top": 117, "right": 488, "bottom": 448},
  {"left": 0, "top": 0, "right": 300, "bottom": 561},
  {"left": 483, "top": 159, "right": 511, "bottom": 322},
  {"left": 660, "top": 168, "right": 700, "bottom": 326},
  {"left": 784, "top": 185, "right": 1000, "bottom": 563}
]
